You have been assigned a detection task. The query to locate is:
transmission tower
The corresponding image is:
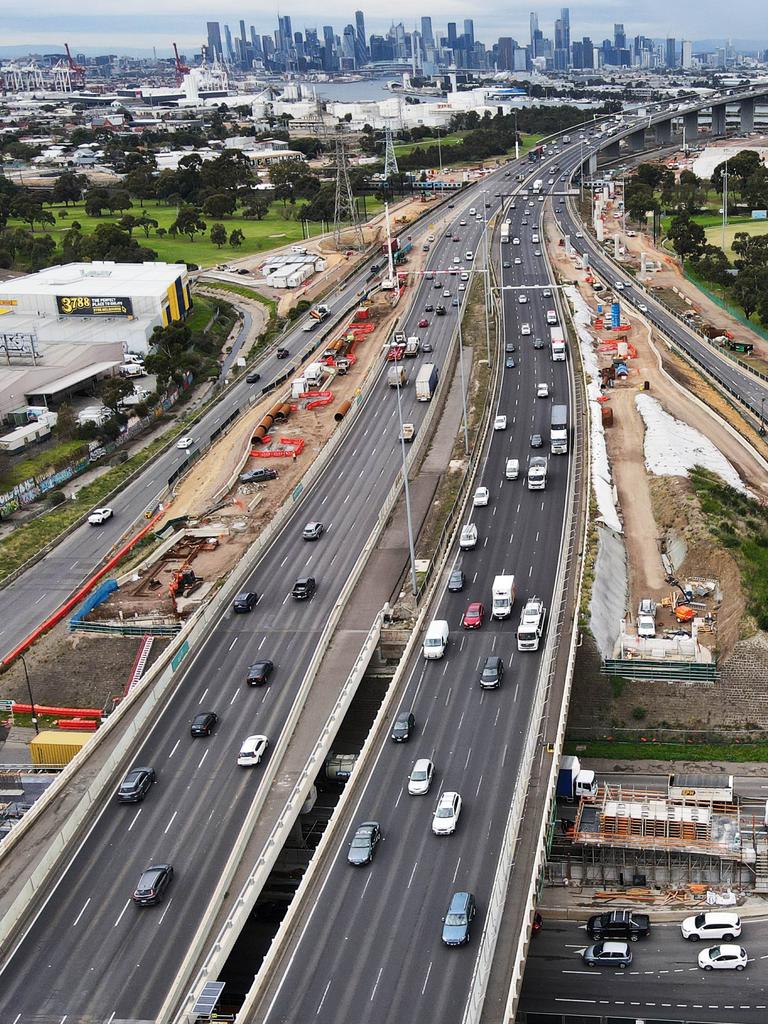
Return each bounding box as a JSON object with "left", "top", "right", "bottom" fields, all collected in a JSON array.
[
  {"left": 383, "top": 123, "right": 399, "bottom": 179},
  {"left": 333, "top": 128, "right": 364, "bottom": 250}
]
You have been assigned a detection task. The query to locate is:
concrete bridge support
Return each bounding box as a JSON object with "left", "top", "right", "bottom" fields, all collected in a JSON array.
[
  {"left": 628, "top": 129, "right": 645, "bottom": 153},
  {"left": 655, "top": 119, "right": 672, "bottom": 144},
  {"left": 711, "top": 103, "right": 727, "bottom": 136},
  {"left": 683, "top": 111, "right": 698, "bottom": 147},
  {"left": 740, "top": 97, "right": 755, "bottom": 134}
]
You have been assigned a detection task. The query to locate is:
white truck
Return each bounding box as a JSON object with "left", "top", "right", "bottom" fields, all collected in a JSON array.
[
  {"left": 637, "top": 597, "right": 657, "bottom": 638},
  {"left": 501, "top": 220, "right": 511, "bottom": 244},
  {"left": 550, "top": 326, "right": 566, "bottom": 362},
  {"left": 404, "top": 336, "right": 420, "bottom": 357},
  {"left": 668, "top": 773, "right": 734, "bottom": 803},
  {"left": 387, "top": 364, "right": 407, "bottom": 388},
  {"left": 527, "top": 456, "right": 547, "bottom": 490},
  {"left": 415, "top": 363, "right": 439, "bottom": 402},
  {"left": 557, "top": 754, "right": 597, "bottom": 800},
  {"left": 491, "top": 575, "right": 517, "bottom": 619},
  {"left": 532, "top": 178, "right": 544, "bottom": 193},
  {"left": 517, "top": 596, "right": 546, "bottom": 651},
  {"left": 550, "top": 404, "right": 568, "bottom": 455}
]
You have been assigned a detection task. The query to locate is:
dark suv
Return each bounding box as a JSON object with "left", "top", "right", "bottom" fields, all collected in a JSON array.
[
  {"left": 240, "top": 468, "right": 278, "bottom": 484},
  {"left": 587, "top": 910, "right": 651, "bottom": 942},
  {"left": 391, "top": 710, "right": 415, "bottom": 742},
  {"left": 233, "top": 591, "right": 258, "bottom": 613},
  {"left": 133, "top": 863, "right": 173, "bottom": 906},
  {"left": 292, "top": 576, "right": 316, "bottom": 600},
  {"left": 442, "top": 891, "right": 476, "bottom": 946},
  {"left": 117, "top": 766, "right": 156, "bottom": 803},
  {"left": 480, "top": 656, "right": 504, "bottom": 689}
]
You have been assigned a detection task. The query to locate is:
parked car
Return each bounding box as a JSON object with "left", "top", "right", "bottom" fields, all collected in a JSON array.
[
  {"left": 347, "top": 821, "right": 381, "bottom": 865},
  {"left": 698, "top": 944, "right": 748, "bottom": 971},
  {"left": 191, "top": 711, "right": 218, "bottom": 737},
  {"left": 408, "top": 758, "right": 435, "bottom": 796},
  {"left": 240, "top": 468, "right": 278, "bottom": 484},
  {"left": 292, "top": 576, "right": 316, "bottom": 600},
  {"left": 88, "top": 507, "right": 113, "bottom": 526},
  {"left": 432, "top": 791, "right": 462, "bottom": 835},
  {"left": 246, "top": 660, "right": 274, "bottom": 686},
  {"left": 582, "top": 941, "right": 632, "bottom": 968},
  {"left": 237, "top": 734, "right": 269, "bottom": 766},
  {"left": 462, "top": 602, "right": 485, "bottom": 629},
  {"left": 133, "top": 864, "right": 173, "bottom": 906},
  {"left": 441, "top": 891, "right": 476, "bottom": 946},
  {"left": 448, "top": 568, "right": 465, "bottom": 593},
  {"left": 681, "top": 912, "right": 742, "bottom": 942},
  {"left": 117, "top": 766, "right": 155, "bottom": 803},
  {"left": 587, "top": 910, "right": 651, "bottom": 942},
  {"left": 233, "top": 591, "right": 258, "bottom": 613},
  {"left": 391, "top": 710, "right": 415, "bottom": 742}
]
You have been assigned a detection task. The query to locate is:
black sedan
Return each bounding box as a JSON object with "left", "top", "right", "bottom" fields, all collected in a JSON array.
[
  {"left": 191, "top": 711, "right": 218, "bottom": 737},
  {"left": 246, "top": 660, "right": 274, "bottom": 686},
  {"left": 448, "top": 568, "right": 465, "bottom": 592},
  {"left": 347, "top": 821, "right": 382, "bottom": 866}
]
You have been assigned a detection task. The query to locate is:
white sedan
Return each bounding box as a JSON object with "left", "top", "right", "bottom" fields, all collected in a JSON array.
[
  {"left": 408, "top": 758, "right": 435, "bottom": 796},
  {"left": 518, "top": 294, "right": 528, "bottom": 304},
  {"left": 536, "top": 383, "right": 550, "bottom": 398},
  {"left": 432, "top": 791, "right": 462, "bottom": 835},
  {"left": 176, "top": 436, "right": 195, "bottom": 450},
  {"left": 698, "top": 945, "right": 748, "bottom": 971},
  {"left": 494, "top": 414, "right": 508, "bottom": 431},
  {"left": 614, "top": 281, "right": 625, "bottom": 291},
  {"left": 237, "top": 734, "right": 269, "bottom": 767},
  {"left": 88, "top": 507, "right": 114, "bottom": 526},
  {"left": 638, "top": 303, "right": 649, "bottom": 313},
  {"left": 473, "top": 486, "right": 490, "bottom": 506}
]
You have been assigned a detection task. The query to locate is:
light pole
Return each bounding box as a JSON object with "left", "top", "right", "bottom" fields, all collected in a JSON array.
[
  {"left": 456, "top": 284, "right": 470, "bottom": 455},
  {"left": 394, "top": 373, "right": 418, "bottom": 597},
  {"left": 721, "top": 157, "right": 729, "bottom": 252},
  {"left": 436, "top": 125, "right": 443, "bottom": 176},
  {"left": 760, "top": 396, "right": 766, "bottom": 437},
  {"left": 19, "top": 654, "right": 39, "bottom": 735},
  {"left": 482, "top": 193, "right": 492, "bottom": 365},
  {"left": 513, "top": 109, "right": 519, "bottom": 161}
]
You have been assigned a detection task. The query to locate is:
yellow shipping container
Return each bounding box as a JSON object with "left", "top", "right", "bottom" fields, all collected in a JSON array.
[{"left": 29, "top": 730, "right": 92, "bottom": 766}]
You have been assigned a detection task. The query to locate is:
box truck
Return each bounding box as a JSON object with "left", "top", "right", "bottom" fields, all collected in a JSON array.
[
  {"left": 550, "top": 405, "right": 568, "bottom": 454},
  {"left": 491, "top": 575, "right": 517, "bottom": 619},
  {"left": 415, "top": 363, "right": 438, "bottom": 401},
  {"left": 557, "top": 755, "right": 598, "bottom": 801}
]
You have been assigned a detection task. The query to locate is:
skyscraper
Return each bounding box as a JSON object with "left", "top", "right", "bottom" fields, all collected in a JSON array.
[
  {"left": 614, "top": 23, "right": 626, "bottom": 50},
  {"left": 239, "top": 19, "right": 248, "bottom": 66},
  {"left": 206, "top": 22, "right": 223, "bottom": 61},
  {"left": 355, "top": 10, "right": 368, "bottom": 65},
  {"left": 420, "top": 16, "right": 434, "bottom": 47},
  {"left": 560, "top": 7, "right": 570, "bottom": 52},
  {"left": 529, "top": 11, "right": 539, "bottom": 49},
  {"left": 497, "top": 36, "right": 513, "bottom": 71},
  {"left": 681, "top": 39, "right": 693, "bottom": 69},
  {"left": 447, "top": 22, "right": 457, "bottom": 49},
  {"left": 665, "top": 36, "right": 677, "bottom": 67},
  {"left": 464, "top": 19, "right": 475, "bottom": 48},
  {"left": 223, "top": 24, "right": 234, "bottom": 62}
]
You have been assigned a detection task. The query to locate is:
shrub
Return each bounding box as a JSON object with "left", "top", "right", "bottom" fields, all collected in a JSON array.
[{"left": 48, "top": 490, "right": 67, "bottom": 506}]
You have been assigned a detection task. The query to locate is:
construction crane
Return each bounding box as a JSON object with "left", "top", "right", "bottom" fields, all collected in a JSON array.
[
  {"left": 64, "top": 43, "right": 85, "bottom": 88},
  {"left": 173, "top": 42, "right": 190, "bottom": 86}
]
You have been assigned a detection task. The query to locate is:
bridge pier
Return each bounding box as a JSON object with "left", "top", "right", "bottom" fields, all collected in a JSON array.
[
  {"left": 588, "top": 153, "right": 598, "bottom": 176},
  {"left": 711, "top": 102, "right": 727, "bottom": 136},
  {"left": 628, "top": 129, "right": 645, "bottom": 153},
  {"left": 683, "top": 111, "right": 698, "bottom": 146},
  {"left": 600, "top": 140, "right": 621, "bottom": 163},
  {"left": 655, "top": 118, "right": 672, "bottom": 144},
  {"left": 740, "top": 97, "right": 755, "bottom": 134}
]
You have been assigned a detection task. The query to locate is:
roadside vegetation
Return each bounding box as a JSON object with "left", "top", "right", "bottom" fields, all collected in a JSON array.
[{"left": 564, "top": 737, "right": 768, "bottom": 762}]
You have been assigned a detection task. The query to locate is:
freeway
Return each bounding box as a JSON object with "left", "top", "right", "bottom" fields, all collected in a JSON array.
[
  {"left": 252, "top": 150, "right": 575, "bottom": 1024},
  {"left": 0, "top": 242, "right": 397, "bottom": 664},
  {"left": 0, "top": 169, "right": 513, "bottom": 1024},
  {"left": 518, "top": 915, "right": 768, "bottom": 1023}
]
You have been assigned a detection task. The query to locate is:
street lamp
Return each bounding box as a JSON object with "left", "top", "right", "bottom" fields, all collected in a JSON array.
[
  {"left": 512, "top": 109, "right": 519, "bottom": 161},
  {"left": 394, "top": 372, "right": 418, "bottom": 597},
  {"left": 455, "top": 284, "right": 470, "bottom": 456},
  {"left": 19, "top": 653, "right": 39, "bottom": 735}
]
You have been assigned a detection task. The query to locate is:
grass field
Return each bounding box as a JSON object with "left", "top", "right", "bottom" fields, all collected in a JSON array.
[
  {"left": 8, "top": 196, "right": 382, "bottom": 269},
  {"left": 703, "top": 218, "right": 768, "bottom": 259}
]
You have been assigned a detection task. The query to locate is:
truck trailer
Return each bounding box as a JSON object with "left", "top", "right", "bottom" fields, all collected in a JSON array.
[
  {"left": 668, "top": 774, "right": 734, "bottom": 803},
  {"left": 550, "top": 404, "right": 568, "bottom": 455},
  {"left": 415, "top": 363, "right": 439, "bottom": 401}
]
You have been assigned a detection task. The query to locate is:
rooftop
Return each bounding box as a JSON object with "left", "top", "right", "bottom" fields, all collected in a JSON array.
[{"left": 0, "top": 262, "right": 185, "bottom": 299}]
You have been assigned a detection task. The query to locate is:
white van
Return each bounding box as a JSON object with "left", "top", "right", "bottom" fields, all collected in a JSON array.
[
  {"left": 469, "top": 207, "right": 476, "bottom": 216},
  {"left": 505, "top": 458, "right": 520, "bottom": 480},
  {"left": 423, "top": 619, "right": 449, "bottom": 660}
]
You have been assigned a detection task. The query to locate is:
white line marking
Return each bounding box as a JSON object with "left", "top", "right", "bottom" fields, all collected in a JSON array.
[
  {"left": 198, "top": 750, "right": 209, "bottom": 770},
  {"left": 114, "top": 900, "right": 131, "bottom": 928},
  {"left": 168, "top": 739, "right": 180, "bottom": 759},
  {"left": 228, "top": 636, "right": 238, "bottom": 651},
  {"left": 198, "top": 687, "right": 208, "bottom": 704},
  {"left": 370, "top": 967, "right": 384, "bottom": 1002},
  {"left": 72, "top": 897, "right": 91, "bottom": 927},
  {"left": 407, "top": 861, "right": 419, "bottom": 888},
  {"left": 164, "top": 810, "right": 178, "bottom": 835},
  {"left": 128, "top": 808, "right": 142, "bottom": 832},
  {"left": 158, "top": 896, "right": 174, "bottom": 925},
  {"left": 421, "top": 961, "right": 433, "bottom": 995},
  {"left": 317, "top": 979, "right": 332, "bottom": 1016},
  {"left": 230, "top": 689, "right": 239, "bottom": 705}
]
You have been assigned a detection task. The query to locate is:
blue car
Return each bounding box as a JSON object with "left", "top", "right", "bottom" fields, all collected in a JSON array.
[{"left": 442, "top": 891, "right": 476, "bottom": 946}]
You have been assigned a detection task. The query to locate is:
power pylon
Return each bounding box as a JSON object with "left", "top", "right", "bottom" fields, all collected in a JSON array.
[
  {"left": 383, "top": 123, "right": 399, "bottom": 179},
  {"left": 333, "top": 128, "right": 364, "bottom": 250}
]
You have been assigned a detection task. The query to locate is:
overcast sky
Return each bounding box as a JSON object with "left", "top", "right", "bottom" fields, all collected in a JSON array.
[{"left": 0, "top": 1, "right": 754, "bottom": 53}]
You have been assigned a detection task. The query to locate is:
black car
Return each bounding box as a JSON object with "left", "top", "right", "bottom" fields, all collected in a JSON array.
[
  {"left": 480, "top": 655, "right": 504, "bottom": 689},
  {"left": 240, "top": 468, "right": 278, "bottom": 484},
  {"left": 117, "top": 766, "right": 156, "bottom": 803},
  {"left": 534, "top": 337, "right": 545, "bottom": 349},
  {"left": 276, "top": 348, "right": 290, "bottom": 359},
  {"left": 133, "top": 863, "right": 173, "bottom": 906},
  {"left": 246, "top": 660, "right": 274, "bottom": 686},
  {"left": 530, "top": 433, "right": 543, "bottom": 448},
  {"left": 233, "top": 591, "right": 258, "bottom": 613},
  {"left": 292, "top": 576, "right": 316, "bottom": 600},
  {"left": 391, "top": 710, "right": 415, "bottom": 742},
  {"left": 435, "top": 305, "right": 446, "bottom": 316},
  {"left": 587, "top": 910, "right": 651, "bottom": 942},
  {"left": 442, "top": 891, "right": 476, "bottom": 946},
  {"left": 424, "top": 303, "right": 434, "bottom": 312},
  {"left": 347, "top": 821, "right": 382, "bottom": 865},
  {"left": 245, "top": 371, "right": 261, "bottom": 383},
  {"left": 191, "top": 711, "right": 218, "bottom": 737},
  {"left": 448, "top": 568, "right": 465, "bottom": 592}
]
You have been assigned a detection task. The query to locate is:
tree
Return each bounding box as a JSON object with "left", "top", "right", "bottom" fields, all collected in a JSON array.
[
  {"left": 107, "top": 190, "right": 132, "bottom": 214},
  {"left": 667, "top": 212, "right": 706, "bottom": 260},
  {"left": 229, "top": 228, "right": 245, "bottom": 248},
  {"left": 692, "top": 245, "right": 733, "bottom": 287},
  {"left": 10, "top": 194, "right": 55, "bottom": 231},
  {"left": 732, "top": 231, "right": 768, "bottom": 270},
  {"left": 144, "top": 322, "right": 195, "bottom": 392},
  {"left": 210, "top": 222, "right": 227, "bottom": 248},
  {"left": 100, "top": 376, "right": 135, "bottom": 415},
  {"left": 117, "top": 214, "right": 139, "bottom": 236},
  {"left": 202, "top": 192, "right": 236, "bottom": 219},
  {"left": 624, "top": 183, "right": 657, "bottom": 225},
  {"left": 84, "top": 187, "right": 112, "bottom": 217},
  {"left": 731, "top": 267, "right": 768, "bottom": 320},
  {"left": 54, "top": 403, "right": 78, "bottom": 440},
  {"left": 123, "top": 168, "right": 157, "bottom": 207},
  {"left": 52, "top": 171, "right": 87, "bottom": 206},
  {"left": 171, "top": 205, "right": 207, "bottom": 243},
  {"left": 81, "top": 223, "right": 157, "bottom": 263},
  {"left": 136, "top": 211, "right": 158, "bottom": 238},
  {"left": 242, "top": 195, "right": 270, "bottom": 220}
]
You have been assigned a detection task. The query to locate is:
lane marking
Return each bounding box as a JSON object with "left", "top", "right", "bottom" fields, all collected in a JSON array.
[
  {"left": 158, "top": 896, "right": 174, "bottom": 925},
  {"left": 114, "top": 900, "right": 131, "bottom": 928},
  {"left": 198, "top": 750, "right": 209, "bottom": 770},
  {"left": 164, "top": 810, "right": 178, "bottom": 835},
  {"left": 317, "top": 979, "right": 332, "bottom": 1016},
  {"left": 407, "top": 861, "right": 419, "bottom": 889},
  {"left": 370, "top": 967, "right": 384, "bottom": 1002},
  {"left": 167, "top": 739, "right": 180, "bottom": 759},
  {"left": 72, "top": 897, "right": 91, "bottom": 927},
  {"left": 198, "top": 687, "right": 208, "bottom": 704},
  {"left": 128, "top": 808, "right": 142, "bottom": 832}
]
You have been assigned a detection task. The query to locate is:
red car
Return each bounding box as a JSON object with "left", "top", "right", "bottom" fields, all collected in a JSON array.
[
  {"left": 418, "top": 318, "right": 430, "bottom": 328},
  {"left": 462, "top": 602, "right": 485, "bottom": 629}
]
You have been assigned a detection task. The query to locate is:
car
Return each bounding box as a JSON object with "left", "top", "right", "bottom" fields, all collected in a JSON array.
[
  {"left": 682, "top": 912, "right": 742, "bottom": 942},
  {"left": 236, "top": 268, "right": 250, "bottom": 275},
  {"left": 237, "top": 734, "right": 269, "bottom": 766},
  {"left": 452, "top": 235, "right": 461, "bottom": 242},
  {"left": 459, "top": 219, "right": 467, "bottom": 226},
  {"left": 518, "top": 294, "right": 528, "bottom": 304},
  {"left": 408, "top": 758, "right": 435, "bottom": 795},
  {"left": 117, "top": 766, "right": 155, "bottom": 803},
  {"left": 530, "top": 433, "right": 543, "bottom": 448},
  {"left": 582, "top": 940, "right": 632, "bottom": 968},
  {"left": 418, "top": 318, "right": 430, "bottom": 328},
  {"left": 534, "top": 249, "right": 541, "bottom": 257},
  {"left": 425, "top": 271, "right": 434, "bottom": 280},
  {"left": 512, "top": 237, "right": 520, "bottom": 245},
  {"left": 133, "top": 863, "right": 173, "bottom": 906},
  {"left": 276, "top": 347, "right": 290, "bottom": 359},
  {"left": 575, "top": 231, "right": 583, "bottom": 238},
  {"left": 542, "top": 288, "right": 552, "bottom": 297},
  {"left": 421, "top": 340, "right": 434, "bottom": 352},
  {"left": 191, "top": 711, "right": 218, "bottom": 737},
  {"left": 391, "top": 710, "right": 415, "bottom": 742},
  {"left": 473, "top": 486, "right": 489, "bottom": 506},
  {"left": 88, "top": 507, "right": 113, "bottom": 526},
  {"left": 614, "top": 281, "right": 624, "bottom": 290},
  {"left": 505, "top": 342, "right": 516, "bottom": 353},
  {"left": 536, "top": 383, "right": 549, "bottom": 398},
  {"left": 176, "top": 436, "right": 195, "bottom": 450},
  {"left": 245, "top": 371, "right": 261, "bottom": 383},
  {"left": 240, "top": 467, "right": 278, "bottom": 484},
  {"left": 505, "top": 357, "right": 516, "bottom": 369},
  {"left": 443, "top": 289, "right": 451, "bottom": 297},
  {"left": 638, "top": 303, "right": 648, "bottom": 313},
  {"left": 435, "top": 305, "right": 446, "bottom": 316},
  {"left": 458, "top": 283, "right": 466, "bottom": 291},
  {"left": 587, "top": 910, "right": 651, "bottom": 942},
  {"left": 698, "top": 944, "right": 748, "bottom": 971},
  {"left": 494, "top": 414, "right": 507, "bottom": 431},
  {"left": 480, "top": 655, "right": 504, "bottom": 689},
  {"left": 442, "top": 891, "right": 476, "bottom": 946},
  {"left": 520, "top": 323, "right": 531, "bottom": 336},
  {"left": 502, "top": 261, "right": 511, "bottom": 269},
  {"left": 347, "top": 821, "right": 381, "bottom": 865},
  {"left": 233, "top": 591, "right": 258, "bottom": 613},
  {"left": 434, "top": 279, "right": 443, "bottom": 289},
  {"left": 302, "top": 521, "right": 324, "bottom": 541},
  {"left": 452, "top": 298, "right": 459, "bottom": 307},
  {"left": 246, "top": 659, "right": 274, "bottom": 686},
  {"left": 534, "top": 337, "right": 545, "bottom": 350},
  {"left": 432, "top": 791, "right": 462, "bottom": 835},
  {"left": 448, "top": 568, "right": 465, "bottom": 592},
  {"left": 462, "top": 602, "right": 485, "bottom": 629},
  {"left": 292, "top": 576, "right": 316, "bottom": 600},
  {"left": 424, "top": 303, "right": 434, "bottom": 312},
  {"left": 514, "top": 257, "right": 522, "bottom": 266}
]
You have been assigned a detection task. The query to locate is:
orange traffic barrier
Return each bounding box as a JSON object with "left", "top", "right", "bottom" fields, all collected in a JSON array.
[{"left": 13, "top": 702, "right": 101, "bottom": 717}]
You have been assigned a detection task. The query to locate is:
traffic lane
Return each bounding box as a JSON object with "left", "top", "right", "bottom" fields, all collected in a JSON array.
[{"left": 520, "top": 918, "right": 768, "bottom": 1022}]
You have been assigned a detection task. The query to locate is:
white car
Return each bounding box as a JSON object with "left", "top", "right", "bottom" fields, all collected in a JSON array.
[
  {"left": 512, "top": 237, "right": 520, "bottom": 245},
  {"left": 521, "top": 323, "right": 531, "bottom": 335},
  {"left": 575, "top": 231, "right": 583, "bottom": 238},
  {"left": 638, "top": 303, "right": 648, "bottom": 313},
  {"left": 88, "top": 507, "right": 114, "bottom": 526},
  {"left": 614, "top": 281, "right": 625, "bottom": 290},
  {"left": 514, "top": 257, "right": 522, "bottom": 265},
  {"left": 494, "top": 414, "right": 507, "bottom": 431},
  {"left": 176, "top": 436, "right": 195, "bottom": 450},
  {"left": 682, "top": 912, "right": 742, "bottom": 942},
  {"left": 237, "top": 734, "right": 269, "bottom": 767},
  {"left": 443, "top": 289, "right": 451, "bottom": 297},
  {"left": 473, "top": 486, "right": 489, "bottom": 507},
  {"left": 698, "top": 944, "right": 747, "bottom": 971},
  {"left": 408, "top": 758, "right": 435, "bottom": 796},
  {"left": 536, "top": 383, "right": 549, "bottom": 398},
  {"left": 432, "top": 791, "right": 462, "bottom": 835},
  {"left": 518, "top": 294, "right": 528, "bottom": 304}
]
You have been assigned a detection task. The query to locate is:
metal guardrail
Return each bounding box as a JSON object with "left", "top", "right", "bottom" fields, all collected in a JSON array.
[
  {"left": 601, "top": 657, "right": 719, "bottom": 682},
  {"left": 69, "top": 621, "right": 182, "bottom": 637}
]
